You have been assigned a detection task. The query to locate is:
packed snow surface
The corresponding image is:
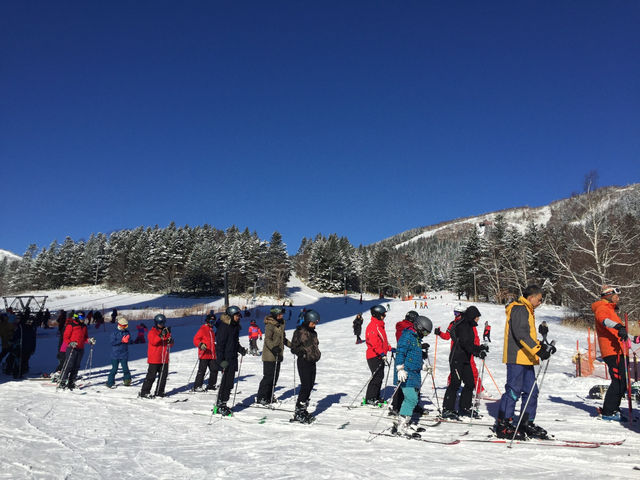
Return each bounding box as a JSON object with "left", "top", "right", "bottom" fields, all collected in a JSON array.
[{"left": 2, "top": 280, "right": 639, "bottom": 479}]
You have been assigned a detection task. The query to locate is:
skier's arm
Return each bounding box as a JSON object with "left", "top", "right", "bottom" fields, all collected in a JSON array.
[{"left": 511, "top": 306, "right": 540, "bottom": 355}]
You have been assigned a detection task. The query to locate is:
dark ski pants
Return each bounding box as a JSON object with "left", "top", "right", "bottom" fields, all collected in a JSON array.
[
  {"left": 218, "top": 365, "right": 237, "bottom": 404},
  {"left": 257, "top": 361, "right": 281, "bottom": 402},
  {"left": 140, "top": 363, "right": 169, "bottom": 396},
  {"left": 194, "top": 359, "right": 218, "bottom": 389},
  {"left": 443, "top": 361, "right": 475, "bottom": 412},
  {"left": 365, "top": 356, "right": 385, "bottom": 401},
  {"left": 107, "top": 359, "right": 131, "bottom": 386},
  {"left": 391, "top": 386, "right": 404, "bottom": 412},
  {"left": 602, "top": 355, "right": 627, "bottom": 416},
  {"left": 497, "top": 363, "right": 538, "bottom": 420},
  {"left": 296, "top": 357, "right": 316, "bottom": 406},
  {"left": 60, "top": 348, "right": 85, "bottom": 386}
]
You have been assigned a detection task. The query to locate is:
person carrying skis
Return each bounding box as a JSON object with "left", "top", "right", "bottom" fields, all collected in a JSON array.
[
  {"left": 393, "top": 315, "right": 433, "bottom": 437},
  {"left": 364, "top": 305, "right": 393, "bottom": 406},
  {"left": 60, "top": 312, "right": 96, "bottom": 390},
  {"left": 106, "top": 317, "right": 132, "bottom": 388},
  {"left": 483, "top": 321, "right": 491, "bottom": 343},
  {"left": 256, "top": 306, "right": 291, "bottom": 405},
  {"left": 139, "top": 314, "right": 174, "bottom": 398},
  {"left": 495, "top": 285, "right": 556, "bottom": 439},
  {"left": 214, "top": 306, "right": 247, "bottom": 416},
  {"left": 592, "top": 285, "right": 640, "bottom": 421},
  {"left": 352, "top": 313, "right": 364, "bottom": 344},
  {"left": 192, "top": 313, "right": 218, "bottom": 392},
  {"left": 442, "top": 306, "right": 488, "bottom": 419},
  {"left": 290, "top": 309, "right": 321, "bottom": 423},
  {"left": 247, "top": 319, "right": 263, "bottom": 356}
]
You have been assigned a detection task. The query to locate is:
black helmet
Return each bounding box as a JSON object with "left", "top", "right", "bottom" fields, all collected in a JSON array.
[
  {"left": 404, "top": 310, "right": 419, "bottom": 323},
  {"left": 414, "top": 316, "right": 433, "bottom": 337},
  {"left": 205, "top": 313, "right": 216, "bottom": 326},
  {"left": 303, "top": 309, "right": 320, "bottom": 324},
  {"left": 226, "top": 306, "right": 241, "bottom": 317},
  {"left": 370, "top": 305, "right": 387, "bottom": 320},
  {"left": 270, "top": 306, "right": 285, "bottom": 316},
  {"left": 154, "top": 314, "right": 167, "bottom": 327}
]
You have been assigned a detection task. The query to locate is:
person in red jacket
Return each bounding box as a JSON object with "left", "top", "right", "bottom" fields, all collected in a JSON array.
[
  {"left": 247, "top": 320, "right": 263, "bottom": 356},
  {"left": 593, "top": 285, "right": 640, "bottom": 421},
  {"left": 192, "top": 314, "right": 218, "bottom": 392},
  {"left": 364, "top": 305, "right": 393, "bottom": 406},
  {"left": 483, "top": 321, "right": 491, "bottom": 343},
  {"left": 59, "top": 312, "right": 95, "bottom": 390},
  {"left": 139, "top": 314, "right": 174, "bottom": 398}
]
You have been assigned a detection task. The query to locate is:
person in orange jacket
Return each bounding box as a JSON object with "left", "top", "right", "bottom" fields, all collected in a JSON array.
[{"left": 593, "top": 285, "right": 640, "bottom": 421}]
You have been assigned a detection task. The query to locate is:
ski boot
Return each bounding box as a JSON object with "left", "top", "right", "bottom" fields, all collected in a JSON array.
[
  {"left": 123, "top": 379, "right": 132, "bottom": 386},
  {"left": 392, "top": 415, "right": 421, "bottom": 438},
  {"left": 494, "top": 418, "right": 525, "bottom": 440},
  {"left": 522, "top": 420, "right": 549, "bottom": 439},
  {"left": 215, "top": 403, "right": 232, "bottom": 416},
  {"left": 292, "top": 402, "right": 315, "bottom": 424},
  {"left": 440, "top": 409, "right": 459, "bottom": 420},
  {"left": 192, "top": 386, "right": 207, "bottom": 393},
  {"left": 458, "top": 408, "right": 482, "bottom": 419}
]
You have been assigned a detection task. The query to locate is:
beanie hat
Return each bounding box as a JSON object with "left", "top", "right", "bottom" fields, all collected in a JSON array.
[{"left": 117, "top": 316, "right": 128, "bottom": 327}]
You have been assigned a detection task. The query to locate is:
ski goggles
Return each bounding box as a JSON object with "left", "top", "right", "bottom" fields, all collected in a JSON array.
[{"left": 601, "top": 287, "right": 621, "bottom": 297}]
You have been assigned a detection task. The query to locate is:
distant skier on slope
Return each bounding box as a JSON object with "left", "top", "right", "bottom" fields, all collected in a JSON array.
[{"left": 352, "top": 313, "right": 363, "bottom": 344}]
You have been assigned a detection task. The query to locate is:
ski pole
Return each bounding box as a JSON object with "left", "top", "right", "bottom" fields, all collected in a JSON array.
[
  {"left": 468, "top": 356, "right": 486, "bottom": 426},
  {"left": 366, "top": 383, "right": 402, "bottom": 443},
  {"left": 484, "top": 363, "right": 502, "bottom": 396},
  {"left": 293, "top": 353, "right": 298, "bottom": 398},
  {"left": 347, "top": 361, "right": 384, "bottom": 409},
  {"left": 425, "top": 355, "right": 441, "bottom": 414},
  {"left": 509, "top": 340, "right": 555, "bottom": 448},
  {"left": 83, "top": 344, "right": 94, "bottom": 379},
  {"left": 231, "top": 354, "right": 244, "bottom": 408},
  {"left": 187, "top": 353, "right": 199, "bottom": 386},
  {"left": 383, "top": 352, "right": 395, "bottom": 393},
  {"left": 623, "top": 313, "right": 633, "bottom": 424},
  {"left": 155, "top": 342, "right": 171, "bottom": 397},
  {"left": 269, "top": 360, "right": 280, "bottom": 406},
  {"left": 56, "top": 348, "right": 74, "bottom": 391}
]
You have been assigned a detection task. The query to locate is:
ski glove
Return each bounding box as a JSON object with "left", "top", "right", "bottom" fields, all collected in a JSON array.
[
  {"left": 219, "top": 360, "right": 229, "bottom": 369},
  {"left": 271, "top": 346, "right": 282, "bottom": 356},
  {"left": 199, "top": 342, "right": 207, "bottom": 351},
  {"left": 88, "top": 337, "right": 96, "bottom": 345},
  {"left": 390, "top": 348, "right": 397, "bottom": 354},
  {"left": 434, "top": 327, "right": 441, "bottom": 336},
  {"left": 161, "top": 328, "right": 170, "bottom": 336},
  {"left": 122, "top": 335, "right": 130, "bottom": 344},
  {"left": 614, "top": 324, "right": 628, "bottom": 342},
  {"left": 538, "top": 342, "right": 556, "bottom": 360},
  {"left": 396, "top": 365, "right": 408, "bottom": 383},
  {"left": 239, "top": 346, "right": 247, "bottom": 356},
  {"left": 68, "top": 341, "right": 78, "bottom": 348}
]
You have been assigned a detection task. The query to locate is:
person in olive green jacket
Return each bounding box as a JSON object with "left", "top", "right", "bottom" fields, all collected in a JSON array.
[{"left": 256, "top": 306, "right": 292, "bottom": 405}]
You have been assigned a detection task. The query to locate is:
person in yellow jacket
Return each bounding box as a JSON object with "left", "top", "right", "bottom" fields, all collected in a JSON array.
[{"left": 494, "top": 285, "right": 556, "bottom": 440}]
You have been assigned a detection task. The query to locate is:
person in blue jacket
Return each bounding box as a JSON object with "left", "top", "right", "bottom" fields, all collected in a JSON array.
[
  {"left": 393, "top": 315, "right": 432, "bottom": 437},
  {"left": 106, "top": 317, "right": 132, "bottom": 388}
]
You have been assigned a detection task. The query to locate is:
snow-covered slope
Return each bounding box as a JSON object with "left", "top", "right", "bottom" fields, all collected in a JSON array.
[
  {"left": 1, "top": 282, "right": 638, "bottom": 479},
  {"left": 0, "top": 248, "right": 21, "bottom": 262}
]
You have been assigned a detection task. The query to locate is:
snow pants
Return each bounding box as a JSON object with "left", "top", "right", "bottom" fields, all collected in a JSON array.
[
  {"left": 497, "top": 363, "right": 538, "bottom": 420},
  {"left": 60, "top": 348, "right": 85, "bottom": 386},
  {"left": 218, "top": 364, "right": 236, "bottom": 404},
  {"left": 140, "top": 363, "right": 169, "bottom": 396},
  {"left": 107, "top": 359, "right": 131, "bottom": 386},
  {"left": 194, "top": 359, "right": 218, "bottom": 390},
  {"left": 257, "top": 361, "right": 281, "bottom": 402},
  {"left": 602, "top": 355, "right": 627, "bottom": 416},
  {"left": 399, "top": 387, "right": 419, "bottom": 416},
  {"left": 365, "top": 356, "right": 385, "bottom": 402},
  {"left": 443, "top": 360, "right": 475, "bottom": 412},
  {"left": 296, "top": 357, "right": 316, "bottom": 406}
]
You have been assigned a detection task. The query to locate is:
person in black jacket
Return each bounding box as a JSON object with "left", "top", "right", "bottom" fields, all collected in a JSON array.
[
  {"left": 441, "top": 306, "right": 488, "bottom": 419},
  {"left": 352, "top": 313, "right": 364, "bottom": 344},
  {"left": 291, "top": 309, "right": 321, "bottom": 423},
  {"left": 214, "top": 306, "right": 247, "bottom": 416},
  {"left": 10, "top": 315, "right": 37, "bottom": 378}
]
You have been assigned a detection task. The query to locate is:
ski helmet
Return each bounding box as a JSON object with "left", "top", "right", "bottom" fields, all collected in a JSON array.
[
  {"left": 76, "top": 312, "right": 86, "bottom": 322},
  {"left": 154, "top": 314, "right": 167, "bottom": 327},
  {"left": 453, "top": 304, "right": 465, "bottom": 316},
  {"left": 370, "top": 304, "right": 387, "bottom": 320},
  {"left": 205, "top": 313, "right": 216, "bottom": 326},
  {"left": 404, "top": 310, "right": 419, "bottom": 323},
  {"left": 303, "top": 309, "right": 320, "bottom": 325},
  {"left": 226, "top": 306, "right": 241, "bottom": 317},
  {"left": 414, "top": 316, "right": 433, "bottom": 337},
  {"left": 270, "top": 306, "right": 285, "bottom": 317}
]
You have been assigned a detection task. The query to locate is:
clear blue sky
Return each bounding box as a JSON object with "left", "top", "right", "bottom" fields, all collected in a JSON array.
[{"left": 2, "top": 1, "right": 639, "bottom": 256}]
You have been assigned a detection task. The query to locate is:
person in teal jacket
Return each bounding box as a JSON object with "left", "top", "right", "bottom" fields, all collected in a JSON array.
[{"left": 393, "top": 315, "right": 432, "bottom": 437}]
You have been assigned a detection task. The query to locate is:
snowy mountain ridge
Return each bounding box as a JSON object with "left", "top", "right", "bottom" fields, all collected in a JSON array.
[{"left": 0, "top": 248, "right": 21, "bottom": 262}]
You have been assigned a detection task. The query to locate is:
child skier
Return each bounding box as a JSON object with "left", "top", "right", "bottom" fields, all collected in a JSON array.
[
  {"left": 134, "top": 323, "right": 148, "bottom": 344},
  {"left": 291, "top": 309, "right": 321, "bottom": 423},
  {"left": 247, "top": 319, "right": 263, "bottom": 356},
  {"left": 192, "top": 314, "right": 218, "bottom": 392},
  {"left": 393, "top": 315, "right": 433, "bottom": 437},
  {"left": 483, "top": 321, "right": 491, "bottom": 342},
  {"left": 139, "top": 314, "right": 174, "bottom": 398},
  {"left": 106, "top": 317, "right": 132, "bottom": 388}
]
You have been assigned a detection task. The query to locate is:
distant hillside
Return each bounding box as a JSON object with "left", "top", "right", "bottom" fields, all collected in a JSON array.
[
  {"left": 0, "top": 249, "right": 20, "bottom": 263},
  {"left": 377, "top": 183, "right": 640, "bottom": 249}
]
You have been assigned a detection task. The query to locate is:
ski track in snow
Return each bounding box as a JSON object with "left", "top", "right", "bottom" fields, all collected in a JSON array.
[{"left": 2, "top": 282, "right": 640, "bottom": 479}]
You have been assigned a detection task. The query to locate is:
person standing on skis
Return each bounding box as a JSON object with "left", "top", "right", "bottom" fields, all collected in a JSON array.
[
  {"left": 495, "top": 285, "right": 556, "bottom": 439},
  {"left": 139, "top": 314, "right": 173, "bottom": 398},
  {"left": 256, "top": 306, "right": 291, "bottom": 405},
  {"left": 192, "top": 314, "right": 218, "bottom": 392},
  {"left": 364, "top": 305, "right": 393, "bottom": 406},
  {"left": 290, "top": 309, "right": 321, "bottom": 423},
  {"left": 214, "top": 306, "right": 247, "bottom": 416}
]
